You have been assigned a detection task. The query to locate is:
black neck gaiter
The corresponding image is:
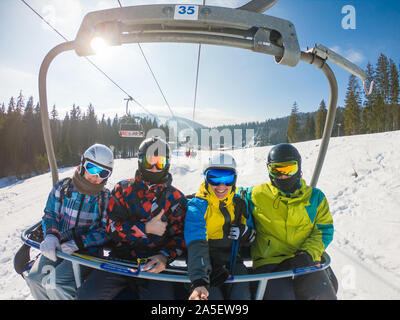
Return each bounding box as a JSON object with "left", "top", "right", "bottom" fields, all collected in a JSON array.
[{"left": 270, "top": 171, "right": 301, "bottom": 195}]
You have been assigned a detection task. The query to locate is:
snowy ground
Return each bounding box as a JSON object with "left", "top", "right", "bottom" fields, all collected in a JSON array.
[{"left": 1, "top": 130, "right": 400, "bottom": 299}]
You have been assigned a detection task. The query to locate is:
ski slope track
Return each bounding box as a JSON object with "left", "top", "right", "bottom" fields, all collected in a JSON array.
[{"left": 1, "top": 131, "right": 400, "bottom": 299}]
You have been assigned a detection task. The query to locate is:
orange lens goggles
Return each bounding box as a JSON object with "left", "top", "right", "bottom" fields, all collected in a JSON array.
[
  {"left": 267, "top": 160, "right": 299, "bottom": 178},
  {"left": 139, "top": 156, "right": 169, "bottom": 170}
]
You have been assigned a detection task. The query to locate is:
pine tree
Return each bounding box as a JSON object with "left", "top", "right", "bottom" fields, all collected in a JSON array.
[
  {"left": 69, "top": 104, "right": 82, "bottom": 163},
  {"left": 5, "top": 94, "right": 24, "bottom": 177},
  {"left": 0, "top": 103, "right": 6, "bottom": 177},
  {"left": 50, "top": 104, "right": 61, "bottom": 163},
  {"left": 303, "top": 114, "right": 315, "bottom": 141},
  {"left": 60, "top": 112, "right": 72, "bottom": 166},
  {"left": 343, "top": 75, "right": 362, "bottom": 135},
  {"left": 362, "top": 62, "right": 375, "bottom": 133},
  {"left": 315, "top": 99, "right": 327, "bottom": 139},
  {"left": 389, "top": 59, "right": 399, "bottom": 130},
  {"left": 83, "top": 103, "right": 97, "bottom": 148},
  {"left": 374, "top": 54, "right": 390, "bottom": 132},
  {"left": 287, "top": 102, "right": 300, "bottom": 143},
  {"left": 22, "top": 96, "right": 35, "bottom": 174}
]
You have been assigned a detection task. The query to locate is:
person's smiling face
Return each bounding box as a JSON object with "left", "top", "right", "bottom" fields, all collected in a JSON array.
[{"left": 209, "top": 183, "right": 232, "bottom": 199}]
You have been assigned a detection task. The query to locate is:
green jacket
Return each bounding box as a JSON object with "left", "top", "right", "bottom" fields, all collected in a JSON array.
[{"left": 239, "top": 179, "right": 334, "bottom": 269}]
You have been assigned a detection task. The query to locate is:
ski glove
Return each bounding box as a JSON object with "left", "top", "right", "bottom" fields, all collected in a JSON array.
[
  {"left": 61, "top": 240, "right": 79, "bottom": 255},
  {"left": 210, "top": 265, "right": 230, "bottom": 287},
  {"left": 40, "top": 234, "right": 61, "bottom": 262},
  {"left": 274, "top": 250, "right": 314, "bottom": 272},
  {"left": 228, "top": 225, "right": 256, "bottom": 245}
]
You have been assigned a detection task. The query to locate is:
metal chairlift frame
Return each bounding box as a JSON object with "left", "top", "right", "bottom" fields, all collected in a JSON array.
[{"left": 33, "top": 0, "right": 370, "bottom": 299}]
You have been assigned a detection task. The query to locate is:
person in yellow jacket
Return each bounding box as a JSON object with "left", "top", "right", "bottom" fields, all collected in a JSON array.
[
  {"left": 184, "top": 153, "right": 256, "bottom": 300},
  {"left": 239, "top": 143, "right": 337, "bottom": 300}
]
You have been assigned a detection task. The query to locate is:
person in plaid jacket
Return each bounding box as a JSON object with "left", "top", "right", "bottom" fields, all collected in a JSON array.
[
  {"left": 26, "top": 144, "right": 114, "bottom": 300},
  {"left": 77, "top": 137, "right": 187, "bottom": 300}
]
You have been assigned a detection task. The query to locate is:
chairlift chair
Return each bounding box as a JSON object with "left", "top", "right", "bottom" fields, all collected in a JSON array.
[
  {"left": 20, "top": 0, "right": 370, "bottom": 299},
  {"left": 118, "top": 97, "right": 145, "bottom": 138}
]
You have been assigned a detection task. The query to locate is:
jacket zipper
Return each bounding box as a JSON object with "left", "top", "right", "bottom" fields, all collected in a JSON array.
[{"left": 263, "top": 239, "right": 271, "bottom": 257}]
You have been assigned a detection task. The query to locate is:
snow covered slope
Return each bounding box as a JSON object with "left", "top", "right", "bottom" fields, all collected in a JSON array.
[{"left": 1, "top": 131, "right": 400, "bottom": 299}]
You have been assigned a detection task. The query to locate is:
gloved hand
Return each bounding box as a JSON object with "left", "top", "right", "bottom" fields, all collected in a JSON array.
[
  {"left": 210, "top": 265, "right": 230, "bottom": 287},
  {"left": 40, "top": 234, "right": 61, "bottom": 262},
  {"left": 274, "top": 250, "right": 314, "bottom": 272},
  {"left": 228, "top": 224, "right": 256, "bottom": 245},
  {"left": 61, "top": 240, "right": 79, "bottom": 255}
]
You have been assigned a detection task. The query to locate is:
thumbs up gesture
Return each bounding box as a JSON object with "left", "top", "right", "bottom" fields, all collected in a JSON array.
[{"left": 145, "top": 209, "right": 167, "bottom": 236}]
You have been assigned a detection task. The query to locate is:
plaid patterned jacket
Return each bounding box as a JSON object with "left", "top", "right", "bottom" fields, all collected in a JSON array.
[
  {"left": 42, "top": 176, "right": 110, "bottom": 253},
  {"left": 106, "top": 171, "right": 187, "bottom": 262}
]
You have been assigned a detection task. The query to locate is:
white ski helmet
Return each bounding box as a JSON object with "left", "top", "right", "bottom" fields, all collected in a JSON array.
[
  {"left": 203, "top": 152, "right": 237, "bottom": 173},
  {"left": 203, "top": 153, "right": 238, "bottom": 190},
  {"left": 81, "top": 143, "right": 114, "bottom": 171}
]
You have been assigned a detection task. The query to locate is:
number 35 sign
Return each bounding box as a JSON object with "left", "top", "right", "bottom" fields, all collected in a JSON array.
[{"left": 174, "top": 5, "right": 199, "bottom": 20}]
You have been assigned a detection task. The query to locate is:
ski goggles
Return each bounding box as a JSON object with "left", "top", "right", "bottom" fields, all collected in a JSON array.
[
  {"left": 83, "top": 160, "right": 112, "bottom": 179},
  {"left": 204, "top": 169, "right": 236, "bottom": 186},
  {"left": 267, "top": 160, "right": 299, "bottom": 178},
  {"left": 139, "top": 155, "right": 169, "bottom": 170}
]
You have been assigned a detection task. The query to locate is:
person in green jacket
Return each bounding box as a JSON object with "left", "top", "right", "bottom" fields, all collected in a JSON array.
[{"left": 240, "top": 143, "right": 337, "bottom": 300}]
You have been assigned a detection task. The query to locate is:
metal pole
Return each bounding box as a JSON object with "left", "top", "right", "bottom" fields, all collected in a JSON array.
[
  {"left": 39, "top": 41, "right": 75, "bottom": 186},
  {"left": 71, "top": 261, "right": 82, "bottom": 288},
  {"left": 300, "top": 52, "right": 338, "bottom": 187}
]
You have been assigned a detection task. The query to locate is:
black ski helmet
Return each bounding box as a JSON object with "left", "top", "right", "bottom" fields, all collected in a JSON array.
[
  {"left": 137, "top": 136, "right": 170, "bottom": 183},
  {"left": 267, "top": 143, "right": 302, "bottom": 168},
  {"left": 267, "top": 143, "right": 302, "bottom": 194}
]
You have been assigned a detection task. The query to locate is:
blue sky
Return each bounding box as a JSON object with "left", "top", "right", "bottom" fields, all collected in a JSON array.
[{"left": 1, "top": 0, "right": 399, "bottom": 127}]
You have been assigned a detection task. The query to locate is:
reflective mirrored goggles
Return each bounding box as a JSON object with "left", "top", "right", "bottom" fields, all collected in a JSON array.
[
  {"left": 205, "top": 169, "right": 236, "bottom": 186},
  {"left": 267, "top": 160, "right": 299, "bottom": 178},
  {"left": 139, "top": 155, "right": 169, "bottom": 170},
  {"left": 83, "top": 161, "right": 112, "bottom": 179}
]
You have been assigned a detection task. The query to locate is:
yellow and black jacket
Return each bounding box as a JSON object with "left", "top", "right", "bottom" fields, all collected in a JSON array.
[
  {"left": 184, "top": 182, "right": 254, "bottom": 287},
  {"left": 239, "top": 178, "right": 334, "bottom": 269}
]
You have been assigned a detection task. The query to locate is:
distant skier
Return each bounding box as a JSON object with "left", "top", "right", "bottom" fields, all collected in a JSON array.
[
  {"left": 76, "top": 136, "right": 187, "bottom": 300},
  {"left": 239, "top": 143, "right": 337, "bottom": 300},
  {"left": 185, "top": 153, "right": 256, "bottom": 300},
  {"left": 25, "top": 144, "right": 114, "bottom": 300}
]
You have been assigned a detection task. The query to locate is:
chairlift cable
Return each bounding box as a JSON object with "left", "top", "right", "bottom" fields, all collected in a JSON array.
[
  {"left": 192, "top": 0, "right": 206, "bottom": 124},
  {"left": 137, "top": 43, "right": 176, "bottom": 119},
  {"left": 20, "top": 0, "right": 155, "bottom": 118},
  {"left": 192, "top": 43, "right": 202, "bottom": 124},
  {"left": 117, "top": 0, "right": 176, "bottom": 120}
]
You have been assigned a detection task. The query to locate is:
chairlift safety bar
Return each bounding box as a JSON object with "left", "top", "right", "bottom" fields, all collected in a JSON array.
[
  {"left": 74, "top": 4, "right": 300, "bottom": 67},
  {"left": 21, "top": 221, "right": 332, "bottom": 300}
]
